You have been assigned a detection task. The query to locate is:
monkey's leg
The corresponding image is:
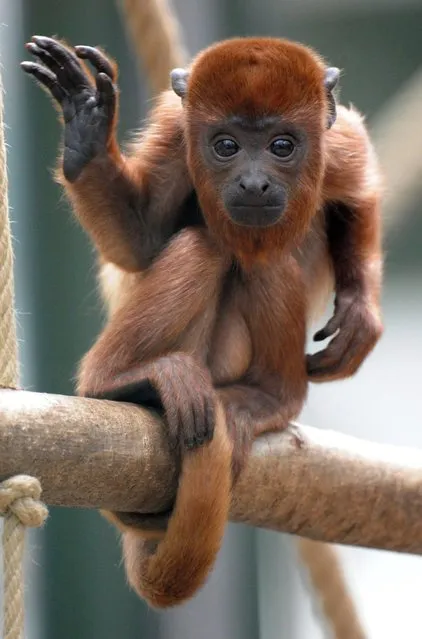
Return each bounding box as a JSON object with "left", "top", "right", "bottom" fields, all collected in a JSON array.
[
  {"left": 218, "top": 381, "right": 306, "bottom": 480},
  {"left": 77, "top": 227, "right": 228, "bottom": 395},
  {"left": 75, "top": 228, "right": 232, "bottom": 607}
]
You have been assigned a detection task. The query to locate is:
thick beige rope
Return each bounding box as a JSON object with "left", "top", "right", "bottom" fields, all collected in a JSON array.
[
  {"left": 0, "top": 63, "right": 18, "bottom": 388},
  {"left": 0, "top": 476, "right": 48, "bottom": 639},
  {"left": 115, "top": 2, "right": 367, "bottom": 636},
  {"left": 297, "top": 539, "right": 367, "bottom": 639},
  {"left": 0, "top": 69, "right": 48, "bottom": 639}
]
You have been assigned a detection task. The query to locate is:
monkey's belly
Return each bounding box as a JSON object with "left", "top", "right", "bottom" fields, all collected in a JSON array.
[{"left": 209, "top": 312, "right": 252, "bottom": 386}]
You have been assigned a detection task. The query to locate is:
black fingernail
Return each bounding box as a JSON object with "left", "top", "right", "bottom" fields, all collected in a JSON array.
[{"left": 314, "top": 329, "right": 329, "bottom": 341}]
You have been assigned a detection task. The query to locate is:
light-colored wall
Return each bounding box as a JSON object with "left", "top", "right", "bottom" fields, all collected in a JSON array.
[{"left": 259, "top": 276, "right": 422, "bottom": 638}]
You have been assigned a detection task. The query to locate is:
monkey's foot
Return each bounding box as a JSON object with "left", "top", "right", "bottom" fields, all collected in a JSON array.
[{"left": 88, "top": 354, "right": 217, "bottom": 454}]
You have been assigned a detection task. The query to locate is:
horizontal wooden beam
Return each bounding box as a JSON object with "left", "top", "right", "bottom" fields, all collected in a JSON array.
[{"left": 1, "top": 389, "right": 422, "bottom": 553}]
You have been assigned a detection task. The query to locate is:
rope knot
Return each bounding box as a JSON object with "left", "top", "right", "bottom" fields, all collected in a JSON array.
[{"left": 0, "top": 475, "right": 48, "bottom": 527}]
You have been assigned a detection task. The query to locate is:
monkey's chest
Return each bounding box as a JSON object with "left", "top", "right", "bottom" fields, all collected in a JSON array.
[{"left": 208, "top": 303, "right": 253, "bottom": 386}]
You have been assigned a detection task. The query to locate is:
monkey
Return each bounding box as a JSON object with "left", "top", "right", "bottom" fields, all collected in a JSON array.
[{"left": 21, "top": 35, "right": 383, "bottom": 608}]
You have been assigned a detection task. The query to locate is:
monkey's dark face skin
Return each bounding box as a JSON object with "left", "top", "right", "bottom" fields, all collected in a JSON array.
[{"left": 200, "top": 115, "right": 308, "bottom": 228}]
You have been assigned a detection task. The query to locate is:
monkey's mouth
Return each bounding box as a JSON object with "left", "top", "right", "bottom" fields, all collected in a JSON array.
[{"left": 226, "top": 205, "right": 283, "bottom": 227}]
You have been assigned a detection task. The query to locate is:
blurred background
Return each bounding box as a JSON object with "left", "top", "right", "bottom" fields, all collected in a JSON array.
[{"left": 0, "top": 0, "right": 421, "bottom": 637}]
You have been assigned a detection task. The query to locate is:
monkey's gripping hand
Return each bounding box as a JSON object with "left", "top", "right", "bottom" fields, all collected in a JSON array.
[
  {"left": 306, "top": 291, "right": 383, "bottom": 382},
  {"left": 21, "top": 36, "right": 117, "bottom": 182},
  {"left": 85, "top": 353, "right": 216, "bottom": 453}
]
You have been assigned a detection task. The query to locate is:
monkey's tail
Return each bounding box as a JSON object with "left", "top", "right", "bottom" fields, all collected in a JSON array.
[
  {"left": 118, "top": 0, "right": 188, "bottom": 96},
  {"left": 122, "top": 402, "right": 233, "bottom": 608}
]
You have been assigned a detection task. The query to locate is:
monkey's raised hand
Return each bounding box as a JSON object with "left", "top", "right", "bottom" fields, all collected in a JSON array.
[
  {"left": 307, "top": 292, "right": 383, "bottom": 382},
  {"left": 21, "top": 36, "right": 117, "bottom": 182}
]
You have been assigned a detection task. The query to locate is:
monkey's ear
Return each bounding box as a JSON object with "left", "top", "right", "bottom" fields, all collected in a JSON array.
[
  {"left": 324, "top": 67, "right": 340, "bottom": 129},
  {"left": 324, "top": 67, "right": 340, "bottom": 92},
  {"left": 170, "top": 68, "right": 190, "bottom": 98}
]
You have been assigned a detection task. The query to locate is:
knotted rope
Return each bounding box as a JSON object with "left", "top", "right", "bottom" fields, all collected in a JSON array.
[{"left": 0, "top": 477, "right": 48, "bottom": 639}]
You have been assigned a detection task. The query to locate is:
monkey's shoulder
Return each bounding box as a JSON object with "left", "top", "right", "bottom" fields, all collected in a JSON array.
[{"left": 323, "top": 104, "right": 382, "bottom": 203}]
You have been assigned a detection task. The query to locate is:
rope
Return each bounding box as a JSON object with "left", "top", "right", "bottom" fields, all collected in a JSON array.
[
  {"left": 0, "top": 61, "right": 18, "bottom": 388},
  {"left": 118, "top": 0, "right": 188, "bottom": 96},
  {"left": 297, "top": 538, "right": 367, "bottom": 639},
  {"left": 0, "top": 476, "right": 48, "bottom": 639},
  {"left": 117, "top": 1, "right": 366, "bottom": 635},
  {"left": 0, "top": 67, "right": 47, "bottom": 639}
]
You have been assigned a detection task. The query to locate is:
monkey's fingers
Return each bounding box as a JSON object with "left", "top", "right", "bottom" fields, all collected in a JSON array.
[
  {"left": 25, "top": 42, "right": 63, "bottom": 78},
  {"left": 190, "top": 382, "right": 216, "bottom": 449},
  {"left": 165, "top": 372, "right": 215, "bottom": 451},
  {"left": 313, "top": 314, "right": 341, "bottom": 342},
  {"left": 20, "top": 62, "right": 67, "bottom": 104},
  {"left": 204, "top": 398, "right": 216, "bottom": 444},
  {"left": 227, "top": 412, "right": 254, "bottom": 482},
  {"left": 31, "top": 36, "right": 90, "bottom": 90},
  {"left": 181, "top": 392, "right": 215, "bottom": 451},
  {"left": 96, "top": 73, "right": 116, "bottom": 114},
  {"left": 75, "top": 46, "right": 116, "bottom": 81},
  {"left": 307, "top": 327, "right": 363, "bottom": 381},
  {"left": 313, "top": 297, "right": 352, "bottom": 342}
]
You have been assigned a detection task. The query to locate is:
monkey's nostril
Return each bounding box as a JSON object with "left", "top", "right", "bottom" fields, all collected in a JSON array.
[{"left": 239, "top": 177, "right": 270, "bottom": 196}]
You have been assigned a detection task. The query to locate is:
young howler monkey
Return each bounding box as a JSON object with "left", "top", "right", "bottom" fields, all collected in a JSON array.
[{"left": 22, "top": 36, "right": 383, "bottom": 608}]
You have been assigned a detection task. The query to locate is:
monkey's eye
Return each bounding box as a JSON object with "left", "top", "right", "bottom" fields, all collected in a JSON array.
[
  {"left": 269, "top": 137, "right": 295, "bottom": 158},
  {"left": 213, "top": 139, "right": 239, "bottom": 158}
]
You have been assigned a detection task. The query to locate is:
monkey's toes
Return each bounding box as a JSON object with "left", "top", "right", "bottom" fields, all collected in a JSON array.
[{"left": 180, "top": 395, "right": 215, "bottom": 452}]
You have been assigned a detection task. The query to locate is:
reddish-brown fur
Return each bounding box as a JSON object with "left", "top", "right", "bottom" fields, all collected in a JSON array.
[
  {"left": 29, "top": 36, "right": 383, "bottom": 608},
  {"left": 186, "top": 39, "right": 327, "bottom": 263}
]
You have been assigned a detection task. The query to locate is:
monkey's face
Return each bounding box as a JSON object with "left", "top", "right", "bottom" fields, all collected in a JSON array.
[
  {"left": 199, "top": 115, "right": 308, "bottom": 228},
  {"left": 181, "top": 37, "right": 332, "bottom": 256}
]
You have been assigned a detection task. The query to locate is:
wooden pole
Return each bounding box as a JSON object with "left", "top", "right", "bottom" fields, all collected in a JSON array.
[{"left": 1, "top": 388, "right": 422, "bottom": 553}]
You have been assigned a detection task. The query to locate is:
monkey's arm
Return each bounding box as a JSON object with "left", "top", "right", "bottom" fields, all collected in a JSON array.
[
  {"left": 308, "top": 106, "right": 383, "bottom": 381},
  {"left": 21, "top": 37, "right": 192, "bottom": 271}
]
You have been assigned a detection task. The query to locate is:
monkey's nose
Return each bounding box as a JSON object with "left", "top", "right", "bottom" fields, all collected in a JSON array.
[{"left": 239, "top": 175, "right": 270, "bottom": 197}]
